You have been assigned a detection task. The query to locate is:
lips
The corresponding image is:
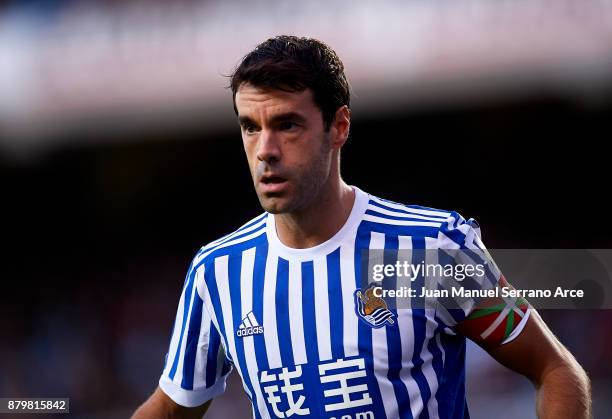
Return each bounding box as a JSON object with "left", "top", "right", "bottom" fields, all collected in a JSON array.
[{"left": 259, "top": 174, "right": 289, "bottom": 193}]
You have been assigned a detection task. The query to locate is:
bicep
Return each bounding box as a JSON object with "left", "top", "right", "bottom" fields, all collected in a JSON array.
[
  {"left": 454, "top": 275, "right": 563, "bottom": 382},
  {"left": 483, "top": 310, "right": 568, "bottom": 383}
]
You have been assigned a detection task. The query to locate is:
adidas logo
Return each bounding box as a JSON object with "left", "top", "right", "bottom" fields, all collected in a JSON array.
[{"left": 236, "top": 311, "right": 264, "bottom": 337}]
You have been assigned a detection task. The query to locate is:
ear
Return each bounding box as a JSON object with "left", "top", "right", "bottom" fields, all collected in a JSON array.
[{"left": 330, "top": 105, "right": 351, "bottom": 150}]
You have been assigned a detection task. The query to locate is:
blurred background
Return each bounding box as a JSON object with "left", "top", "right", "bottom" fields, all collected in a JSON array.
[{"left": 1, "top": 0, "right": 611, "bottom": 418}]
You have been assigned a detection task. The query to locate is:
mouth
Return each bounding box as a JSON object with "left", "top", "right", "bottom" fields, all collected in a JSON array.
[{"left": 259, "top": 174, "right": 289, "bottom": 194}]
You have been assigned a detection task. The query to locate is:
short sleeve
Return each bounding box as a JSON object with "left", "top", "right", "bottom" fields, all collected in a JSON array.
[
  {"left": 432, "top": 211, "right": 504, "bottom": 331},
  {"left": 159, "top": 259, "right": 233, "bottom": 407}
]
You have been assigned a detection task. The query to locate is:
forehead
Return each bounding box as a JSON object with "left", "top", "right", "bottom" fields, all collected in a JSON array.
[{"left": 235, "top": 84, "right": 318, "bottom": 117}]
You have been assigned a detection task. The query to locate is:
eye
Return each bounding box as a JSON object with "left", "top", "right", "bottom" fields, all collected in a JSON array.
[
  {"left": 279, "top": 121, "right": 298, "bottom": 131},
  {"left": 243, "top": 123, "right": 258, "bottom": 135}
]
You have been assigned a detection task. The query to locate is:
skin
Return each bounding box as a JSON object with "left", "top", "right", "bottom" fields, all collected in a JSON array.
[
  {"left": 132, "top": 85, "right": 591, "bottom": 419},
  {"left": 236, "top": 83, "right": 353, "bottom": 248},
  {"left": 457, "top": 281, "right": 592, "bottom": 419}
]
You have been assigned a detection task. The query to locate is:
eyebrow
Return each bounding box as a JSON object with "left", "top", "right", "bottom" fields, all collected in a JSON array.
[{"left": 238, "top": 112, "right": 307, "bottom": 127}]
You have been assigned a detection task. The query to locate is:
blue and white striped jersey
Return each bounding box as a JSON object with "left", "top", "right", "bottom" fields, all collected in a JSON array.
[{"left": 159, "top": 186, "right": 508, "bottom": 419}]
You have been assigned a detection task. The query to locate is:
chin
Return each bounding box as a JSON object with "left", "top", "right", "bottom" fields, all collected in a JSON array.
[
  {"left": 258, "top": 196, "right": 288, "bottom": 214},
  {"left": 258, "top": 194, "right": 297, "bottom": 214}
]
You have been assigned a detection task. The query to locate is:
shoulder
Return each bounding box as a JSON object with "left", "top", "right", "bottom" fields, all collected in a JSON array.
[
  {"left": 192, "top": 212, "right": 269, "bottom": 267},
  {"left": 364, "top": 192, "right": 480, "bottom": 239},
  {"left": 364, "top": 192, "right": 453, "bottom": 226},
  {"left": 368, "top": 194, "right": 452, "bottom": 218}
]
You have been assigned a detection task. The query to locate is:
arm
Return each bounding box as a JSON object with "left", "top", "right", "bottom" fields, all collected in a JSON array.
[
  {"left": 484, "top": 311, "right": 591, "bottom": 419},
  {"left": 456, "top": 301, "right": 591, "bottom": 419},
  {"left": 133, "top": 255, "right": 232, "bottom": 418},
  {"left": 131, "top": 386, "right": 212, "bottom": 419},
  {"left": 438, "top": 213, "right": 591, "bottom": 417}
]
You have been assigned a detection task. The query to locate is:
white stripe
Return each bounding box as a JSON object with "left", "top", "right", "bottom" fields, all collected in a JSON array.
[
  {"left": 240, "top": 251, "right": 256, "bottom": 323},
  {"left": 397, "top": 310, "right": 423, "bottom": 418},
  {"left": 369, "top": 196, "right": 451, "bottom": 218},
  {"left": 369, "top": 231, "right": 400, "bottom": 417},
  {"left": 240, "top": 247, "right": 270, "bottom": 419},
  {"left": 435, "top": 333, "right": 446, "bottom": 366},
  {"left": 436, "top": 232, "right": 462, "bottom": 250},
  {"left": 195, "top": 226, "right": 267, "bottom": 264},
  {"left": 340, "top": 241, "right": 360, "bottom": 357},
  {"left": 199, "top": 274, "right": 227, "bottom": 360},
  {"left": 313, "top": 254, "right": 332, "bottom": 361},
  {"left": 200, "top": 274, "right": 237, "bottom": 392},
  {"left": 173, "top": 274, "right": 198, "bottom": 385},
  {"left": 193, "top": 267, "right": 212, "bottom": 390},
  {"left": 396, "top": 236, "right": 413, "bottom": 310},
  {"left": 214, "top": 255, "right": 258, "bottom": 404},
  {"left": 396, "top": 237, "right": 425, "bottom": 418},
  {"left": 289, "top": 259, "right": 308, "bottom": 365},
  {"left": 372, "top": 325, "right": 397, "bottom": 416},
  {"left": 199, "top": 214, "right": 267, "bottom": 255},
  {"left": 398, "top": 235, "right": 413, "bottom": 251},
  {"left": 164, "top": 267, "right": 190, "bottom": 377},
  {"left": 263, "top": 249, "right": 282, "bottom": 369},
  {"left": 421, "top": 309, "right": 441, "bottom": 419},
  {"left": 502, "top": 308, "right": 532, "bottom": 345},
  {"left": 364, "top": 214, "right": 442, "bottom": 227},
  {"left": 480, "top": 304, "right": 514, "bottom": 339},
  {"left": 248, "top": 311, "right": 259, "bottom": 327},
  {"left": 421, "top": 236, "right": 441, "bottom": 418},
  {"left": 367, "top": 204, "right": 448, "bottom": 222}
]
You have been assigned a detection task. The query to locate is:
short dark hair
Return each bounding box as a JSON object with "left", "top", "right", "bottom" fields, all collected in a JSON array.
[{"left": 229, "top": 35, "right": 350, "bottom": 131}]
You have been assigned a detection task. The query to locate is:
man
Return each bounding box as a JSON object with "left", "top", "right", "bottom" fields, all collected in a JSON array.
[{"left": 132, "top": 36, "right": 591, "bottom": 419}]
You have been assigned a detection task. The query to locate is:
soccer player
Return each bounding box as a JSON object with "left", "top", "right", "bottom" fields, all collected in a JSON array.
[{"left": 132, "top": 36, "right": 591, "bottom": 419}]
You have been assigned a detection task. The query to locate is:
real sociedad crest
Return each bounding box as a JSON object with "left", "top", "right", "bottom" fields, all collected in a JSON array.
[{"left": 354, "top": 285, "right": 396, "bottom": 328}]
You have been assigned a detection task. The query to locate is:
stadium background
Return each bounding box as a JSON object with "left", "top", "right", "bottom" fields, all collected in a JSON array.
[{"left": 1, "top": 0, "right": 611, "bottom": 418}]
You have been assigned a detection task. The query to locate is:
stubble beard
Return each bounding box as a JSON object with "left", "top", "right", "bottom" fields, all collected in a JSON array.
[{"left": 256, "top": 132, "right": 332, "bottom": 215}]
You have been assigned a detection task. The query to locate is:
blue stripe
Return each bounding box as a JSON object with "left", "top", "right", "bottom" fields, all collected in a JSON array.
[
  {"left": 201, "top": 225, "right": 267, "bottom": 262},
  {"left": 301, "top": 259, "right": 328, "bottom": 417},
  {"left": 228, "top": 251, "right": 263, "bottom": 418},
  {"left": 409, "top": 236, "right": 432, "bottom": 419},
  {"left": 252, "top": 242, "right": 270, "bottom": 372},
  {"left": 439, "top": 335, "right": 468, "bottom": 419},
  {"left": 197, "top": 213, "right": 267, "bottom": 257},
  {"left": 192, "top": 231, "right": 267, "bottom": 277},
  {"left": 383, "top": 234, "right": 413, "bottom": 419},
  {"left": 427, "top": 326, "right": 446, "bottom": 416},
  {"left": 275, "top": 257, "right": 294, "bottom": 367},
  {"left": 203, "top": 261, "right": 232, "bottom": 364},
  {"left": 326, "top": 248, "right": 344, "bottom": 360},
  {"left": 301, "top": 260, "right": 318, "bottom": 364},
  {"left": 377, "top": 197, "right": 452, "bottom": 218},
  {"left": 181, "top": 289, "right": 204, "bottom": 389},
  {"left": 363, "top": 218, "right": 441, "bottom": 237},
  {"left": 366, "top": 208, "right": 445, "bottom": 223},
  {"left": 169, "top": 264, "right": 198, "bottom": 380},
  {"left": 372, "top": 198, "right": 451, "bottom": 217},
  {"left": 221, "top": 359, "right": 232, "bottom": 376},
  {"left": 368, "top": 199, "right": 448, "bottom": 219},
  {"left": 164, "top": 257, "right": 195, "bottom": 370},
  {"left": 355, "top": 224, "right": 387, "bottom": 418},
  {"left": 205, "top": 327, "right": 221, "bottom": 388},
  {"left": 439, "top": 217, "right": 470, "bottom": 247}
]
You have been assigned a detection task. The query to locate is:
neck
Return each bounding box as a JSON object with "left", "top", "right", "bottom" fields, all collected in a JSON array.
[{"left": 274, "top": 180, "right": 355, "bottom": 249}]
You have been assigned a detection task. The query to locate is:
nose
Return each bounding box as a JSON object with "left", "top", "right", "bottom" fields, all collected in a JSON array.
[{"left": 256, "top": 129, "right": 281, "bottom": 164}]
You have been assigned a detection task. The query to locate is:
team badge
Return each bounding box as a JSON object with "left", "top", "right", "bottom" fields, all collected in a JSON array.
[{"left": 354, "top": 285, "right": 396, "bottom": 328}]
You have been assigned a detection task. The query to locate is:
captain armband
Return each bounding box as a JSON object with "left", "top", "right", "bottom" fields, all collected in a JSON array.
[{"left": 459, "top": 275, "right": 532, "bottom": 347}]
